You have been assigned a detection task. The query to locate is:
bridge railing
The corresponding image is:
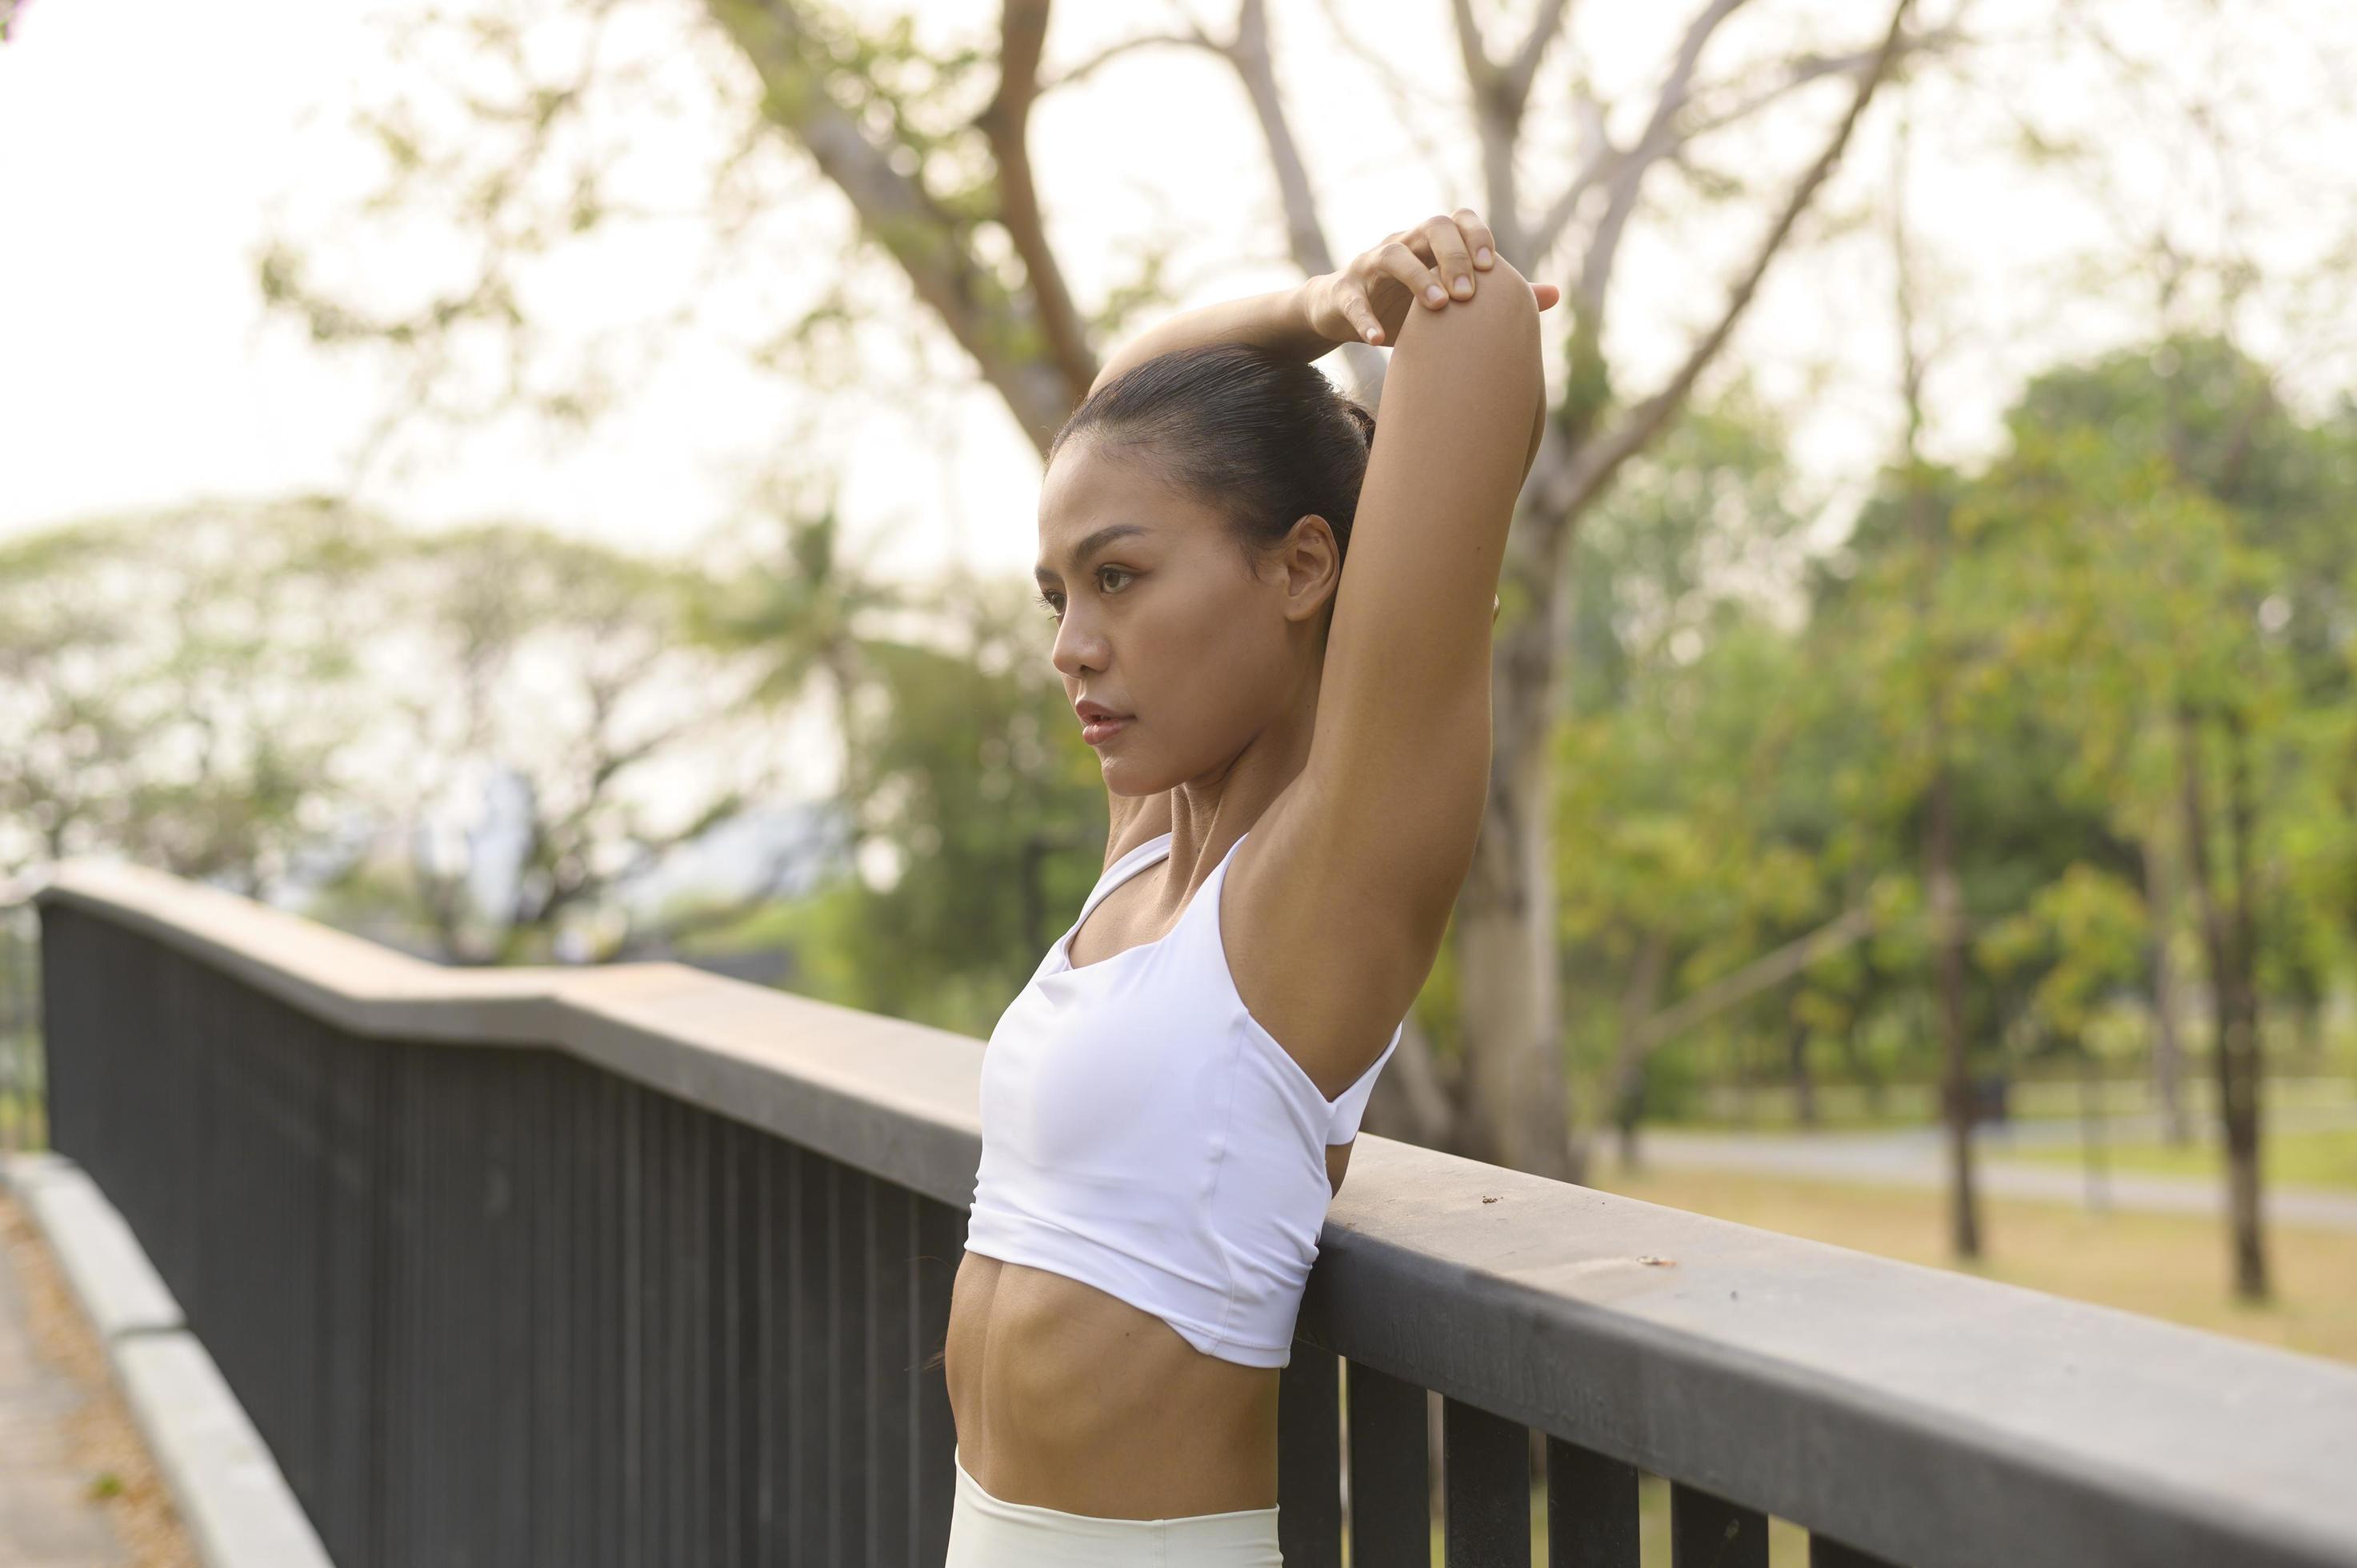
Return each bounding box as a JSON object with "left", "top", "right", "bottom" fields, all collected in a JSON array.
[{"left": 31, "top": 858, "right": 2357, "bottom": 1568}]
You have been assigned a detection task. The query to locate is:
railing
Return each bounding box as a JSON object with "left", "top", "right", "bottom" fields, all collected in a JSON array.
[{"left": 32, "top": 858, "right": 2357, "bottom": 1568}]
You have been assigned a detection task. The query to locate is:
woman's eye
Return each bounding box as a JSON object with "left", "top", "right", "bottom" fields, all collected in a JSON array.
[{"left": 1034, "top": 568, "right": 1131, "bottom": 625}]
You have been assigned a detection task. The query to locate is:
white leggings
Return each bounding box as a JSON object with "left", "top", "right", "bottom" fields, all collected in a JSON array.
[{"left": 944, "top": 1445, "right": 1285, "bottom": 1566}]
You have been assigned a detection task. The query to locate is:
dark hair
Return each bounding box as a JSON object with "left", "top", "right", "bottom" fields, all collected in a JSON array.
[{"left": 1046, "top": 343, "right": 1376, "bottom": 590}]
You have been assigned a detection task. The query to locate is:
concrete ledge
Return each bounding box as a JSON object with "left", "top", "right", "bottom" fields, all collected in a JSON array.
[
  {"left": 2, "top": 1152, "right": 334, "bottom": 1568},
  {"left": 6, "top": 1150, "right": 185, "bottom": 1339},
  {"left": 110, "top": 1335, "right": 336, "bottom": 1568}
]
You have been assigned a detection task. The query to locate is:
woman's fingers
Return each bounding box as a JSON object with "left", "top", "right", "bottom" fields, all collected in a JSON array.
[
  {"left": 1458, "top": 208, "right": 1498, "bottom": 270},
  {"left": 1423, "top": 212, "right": 1479, "bottom": 300},
  {"left": 1377, "top": 238, "right": 1450, "bottom": 310},
  {"left": 1350, "top": 211, "right": 1546, "bottom": 333}
]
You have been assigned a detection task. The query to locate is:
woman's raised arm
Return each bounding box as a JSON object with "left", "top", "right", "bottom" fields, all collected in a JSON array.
[
  {"left": 1083, "top": 217, "right": 1559, "bottom": 402},
  {"left": 1083, "top": 286, "right": 1334, "bottom": 402},
  {"left": 1290, "top": 225, "right": 1547, "bottom": 964}
]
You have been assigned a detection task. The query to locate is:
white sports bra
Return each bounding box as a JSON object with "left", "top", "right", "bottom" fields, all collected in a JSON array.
[{"left": 963, "top": 827, "right": 1402, "bottom": 1368}]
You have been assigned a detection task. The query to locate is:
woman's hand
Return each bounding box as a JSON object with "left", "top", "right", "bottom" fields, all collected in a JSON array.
[{"left": 1302, "top": 209, "right": 1561, "bottom": 348}]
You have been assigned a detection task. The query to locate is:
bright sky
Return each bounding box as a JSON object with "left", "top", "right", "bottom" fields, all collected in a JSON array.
[{"left": 2, "top": 0, "right": 2351, "bottom": 591}]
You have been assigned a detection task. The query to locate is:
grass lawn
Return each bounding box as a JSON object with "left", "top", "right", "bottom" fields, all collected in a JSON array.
[{"left": 1998, "top": 1123, "right": 2357, "bottom": 1191}]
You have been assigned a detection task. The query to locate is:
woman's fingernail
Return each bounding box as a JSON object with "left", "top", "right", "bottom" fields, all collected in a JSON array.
[
  {"left": 1452, "top": 276, "right": 1472, "bottom": 297},
  {"left": 1425, "top": 284, "right": 1446, "bottom": 306},
  {"left": 1475, "top": 247, "right": 1491, "bottom": 266}
]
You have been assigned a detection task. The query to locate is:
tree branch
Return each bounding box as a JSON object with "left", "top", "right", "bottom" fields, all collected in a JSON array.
[
  {"left": 973, "top": 0, "right": 1098, "bottom": 406},
  {"left": 1551, "top": 0, "right": 1752, "bottom": 303},
  {"left": 1037, "top": 26, "right": 1215, "bottom": 93},
  {"left": 1527, "top": 86, "right": 1617, "bottom": 269},
  {"left": 1224, "top": 0, "right": 1337, "bottom": 277},
  {"left": 1682, "top": 24, "right": 1961, "bottom": 144},
  {"left": 1544, "top": 0, "right": 1919, "bottom": 523},
  {"left": 1630, "top": 905, "right": 1877, "bottom": 1058},
  {"left": 1502, "top": 0, "right": 1575, "bottom": 115},
  {"left": 706, "top": 0, "right": 1077, "bottom": 450},
  {"left": 1214, "top": 0, "right": 1387, "bottom": 398}
]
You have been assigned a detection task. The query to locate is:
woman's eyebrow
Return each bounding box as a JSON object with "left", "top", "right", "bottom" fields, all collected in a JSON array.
[{"left": 1034, "top": 522, "right": 1150, "bottom": 583}]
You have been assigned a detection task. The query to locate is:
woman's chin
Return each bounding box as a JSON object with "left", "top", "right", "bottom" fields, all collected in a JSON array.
[{"left": 1099, "top": 758, "right": 1156, "bottom": 793}]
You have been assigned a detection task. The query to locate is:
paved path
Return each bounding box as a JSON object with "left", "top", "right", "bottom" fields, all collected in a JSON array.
[
  {"left": 1614, "top": 1109, "right": 2357, "bottom": 1234},
  {"left": 0, "top": 1190, "right": 134, "bottom": 1567}
]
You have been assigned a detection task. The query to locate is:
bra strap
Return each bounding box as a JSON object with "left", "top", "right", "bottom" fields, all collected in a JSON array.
[{"left": 1074, "top": 831, "right": 1173, "bottom": 929}]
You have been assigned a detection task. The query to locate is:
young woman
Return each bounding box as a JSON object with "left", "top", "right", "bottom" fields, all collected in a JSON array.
[{"left": 942, "top": 208, "right": 1555, "bottom": 1563}]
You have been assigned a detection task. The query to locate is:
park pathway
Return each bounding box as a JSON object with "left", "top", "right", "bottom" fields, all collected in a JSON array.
[
  {"left": 1613, "top": 1106, "right": 2357, "bottom": 1234},
  {"left": 0, "top": 1186, "right": 174, "bottom": 1567}
]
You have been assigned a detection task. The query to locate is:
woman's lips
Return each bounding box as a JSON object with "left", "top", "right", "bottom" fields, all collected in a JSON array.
[{"left": 1081, "top": 714, "right": 1131, "bottom": 745}]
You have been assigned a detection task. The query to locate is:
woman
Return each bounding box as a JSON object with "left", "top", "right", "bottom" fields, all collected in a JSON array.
[{"left": 942, "top": 207, "right": 1555, "bottom": 1563}]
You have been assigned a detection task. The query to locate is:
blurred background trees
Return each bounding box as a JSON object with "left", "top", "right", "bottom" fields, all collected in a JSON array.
[{"left": 4, "top": 0, "right": 2354, "bottom": 1321}]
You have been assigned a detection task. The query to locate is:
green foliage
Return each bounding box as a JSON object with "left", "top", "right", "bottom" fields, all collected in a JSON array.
[
  {"left": 1564, "top": 333, "right": 2357, "bottom": 1117},
  {"left": 1975, "top": 863, "right": 2148, "bottom": 1050}
]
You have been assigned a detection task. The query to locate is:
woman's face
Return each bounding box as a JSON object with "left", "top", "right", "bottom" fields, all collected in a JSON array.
[{"left": 1034, "top": 436, "right": 1335, "bottom": 794}]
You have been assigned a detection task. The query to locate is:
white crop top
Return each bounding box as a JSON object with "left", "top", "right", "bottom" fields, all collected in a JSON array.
[{"left": 964, "top": 828, "right": 1401, "bottom": 1368}]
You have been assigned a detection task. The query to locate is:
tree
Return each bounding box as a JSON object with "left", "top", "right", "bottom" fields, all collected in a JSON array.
[
  {"left": 330, "top": 522, "right": 795, "bottom": 964},
  {"left": 1969, "top": 336, "right": 2355, "bottom": 1302},
  {"left": 0, "top": 498, "right": 384, "bottom": 893}
]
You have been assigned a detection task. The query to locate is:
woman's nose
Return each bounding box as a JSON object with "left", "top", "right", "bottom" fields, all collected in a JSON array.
[{"left": 1051, "top": 618, "right": 1101, "bottom": 673}]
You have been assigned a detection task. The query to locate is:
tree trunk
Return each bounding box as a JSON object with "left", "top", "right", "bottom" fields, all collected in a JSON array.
[
  {"left": 1789, "top": 1011, "right": 1819, "bottom": 1129},
  {"left": 1455, "top": 620, "right": 1577, "bottom": 1179},
  {"left": 1928, "top": 743, "right": 1981, "bottom": 1259},
  {"left": 2177, "top": 702, "right": 2269, "bottom": 1301},
  {"left": 1612, "top": 1063, "right": 1648, "bottom": 1172},
  {"left": 2219, "top": 709, "right": 2268, "bottom": 1300},
  {"left": 1839, "top": 1009, "right": 1885, "bottom": 1116},
  {"left": 1600, "top": 931, "right": 1673, "bottom": 1173},
  {"left": 2140, "top": 830, "right": 2194, "bottom": 1146},
  {"left": 2077, "top": 1041, "right": 2111, "bottom": 1214}
]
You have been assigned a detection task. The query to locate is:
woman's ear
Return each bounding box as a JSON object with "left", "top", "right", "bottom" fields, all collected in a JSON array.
[{"left": 1279, "top": 514, "right": 1342, "bottom": 622}]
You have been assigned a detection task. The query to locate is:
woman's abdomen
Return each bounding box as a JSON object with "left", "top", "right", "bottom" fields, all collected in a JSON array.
[{"left": 944, "top": 1250, "right": 1280, "bottom": 1518}]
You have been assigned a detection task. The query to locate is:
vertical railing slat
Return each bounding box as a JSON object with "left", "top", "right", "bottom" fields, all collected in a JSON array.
[
  {"left": 790, "top": 1141, "right": 829, "bottom": 1562},
  {"left": 1345, "top": 1363, "right": 1431, "bottom": 1567},
  {"left": 1279, "top": 1346, "right": 1343, "bottom": 1566},
  {"left": 1671, "top": 1481, "right": 1770, "bottom": 1568},
  {"left": 1445, "top": 1395, "right": 1532, "bottom": 1566},
  {"left": 914, "top": 1201, "right": 962, "bottom": 1565},
  {"left": 1546, "top": 1436, "right": 1641, "bottom": 1568},
  {"left": 868, "top": 1182, "right": 914, "bottom": 1566}
]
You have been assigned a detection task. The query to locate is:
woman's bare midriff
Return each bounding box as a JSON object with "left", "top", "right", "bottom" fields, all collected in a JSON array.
[{"left": 945, "top": 1250, "right": 1279, "bottom": 1518}]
